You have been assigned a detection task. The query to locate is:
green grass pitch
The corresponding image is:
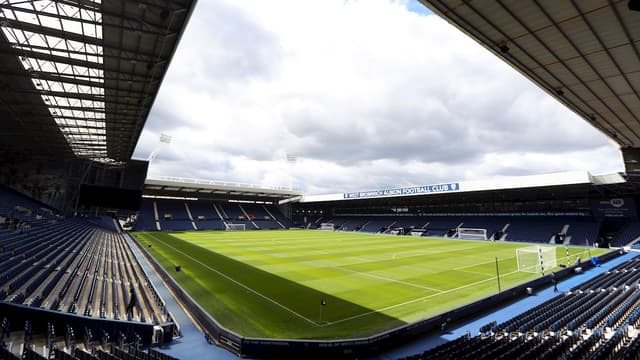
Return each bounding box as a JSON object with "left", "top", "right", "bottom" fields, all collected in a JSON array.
[{"left": 133, "top": 230, "right": 608, "bottom": 339}]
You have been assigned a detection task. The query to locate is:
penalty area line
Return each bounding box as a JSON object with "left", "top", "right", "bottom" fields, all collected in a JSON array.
[
  {"left": 320, "top": 269, "right": 521, "bottom": 327},
  {"left": 453, "top": 254, "right": 517, "bottom": 271},
  {"left": 335, "top": 265, "right": 444, "bottom": 293}
]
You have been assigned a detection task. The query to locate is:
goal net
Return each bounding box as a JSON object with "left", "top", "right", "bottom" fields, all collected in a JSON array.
[
  {"left": 226, "top": 223, "right": 246, "bottom": 231},
  {"left": 319, "top": 223, "right": 335, "bottom": 231},
  {"left": 516, "top": 246, "right": 557, "bottom": 274},
  {"left": 458, "top": 228, "right": 487, "bottom": 240},
  {"left": 409, "top": 228, "right": 427, "bottom": 237}
]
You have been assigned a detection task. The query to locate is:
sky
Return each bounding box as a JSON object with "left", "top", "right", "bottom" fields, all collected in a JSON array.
[{"left": 133, "top": 0, "right": 623, "bottom": 195}]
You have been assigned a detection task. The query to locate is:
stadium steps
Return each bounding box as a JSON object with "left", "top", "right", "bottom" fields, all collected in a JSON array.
[
  {"left": 212, "top": 204, "right": 229, "bottom": 229},
  {"left": 152, "top": 201, "right": 161, "bottom": 231},
  {"left": 183, "top": 203, "right": 198, "bottom": 230},
  {"left": 262, "top": 205, "right": 287, "bottom": 229},
  {"left": 122, "top": 234, "right": 235, "bottom": 360},
  {"left": 238, "top": 205, "right": 259, "bottom": 229}
]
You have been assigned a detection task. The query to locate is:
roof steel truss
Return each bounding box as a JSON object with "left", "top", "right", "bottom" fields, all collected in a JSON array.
[{"left": 0, "top": 0, "right": 195, "bottom": 164}]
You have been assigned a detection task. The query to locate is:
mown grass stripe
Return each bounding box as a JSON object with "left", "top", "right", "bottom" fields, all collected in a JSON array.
[
  {"left": 135, "top": 230, "right": 609, "bottom": 339},
  {"left": 146, "top": 232, "right": 320, "bottom": 326}
]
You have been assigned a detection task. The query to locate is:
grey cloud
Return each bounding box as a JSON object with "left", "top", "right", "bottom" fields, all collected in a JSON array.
[
  {"left": 142, "top": 106, "right": 192, "bottom": 134},
  {"left": 165, "top": 1, "right": 282, "bottom": 93},
  {"left": 135, "top": 0, "right": 622, "bottom": 194},
  {"left": 150, "top": 154, "right": 234, "bottom": 180},
  {"left": 270, "top": 62, "right": 610, "bottom": 168}
]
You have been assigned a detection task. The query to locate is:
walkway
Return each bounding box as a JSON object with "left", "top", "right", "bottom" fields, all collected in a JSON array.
[{"left": 124, "top": 235, "right": 237, "bottom": 360}]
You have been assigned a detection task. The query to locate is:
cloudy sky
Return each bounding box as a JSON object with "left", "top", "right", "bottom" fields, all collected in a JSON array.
[{"left": 133, "top": 0, "right": 623, "bottom": 194}]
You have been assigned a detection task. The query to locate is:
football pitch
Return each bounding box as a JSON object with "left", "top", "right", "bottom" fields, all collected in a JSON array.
[{"left": 134, "top": 230, "right": 608, "bottom": 339}]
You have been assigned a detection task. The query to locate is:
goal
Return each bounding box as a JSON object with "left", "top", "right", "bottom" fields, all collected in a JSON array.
[
  {"left": 319, "top": 223, "right": 335, "bottom": 231},
  {"left": 516, "top": 246, "right": 557, "bottom": 274},
  {"left": 409, "top": 228, "right": 427, "bottom": 237},
  {"left": 458, "top": 228, "right": 487, "bottom": 240},
  {"left": 226, "top": 223, "right": 246, "bottom": 231}
]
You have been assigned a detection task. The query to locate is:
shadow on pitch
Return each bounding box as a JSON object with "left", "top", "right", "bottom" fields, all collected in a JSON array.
[{"left": 146, "top": 232, "right": 407, "bottom": 339}]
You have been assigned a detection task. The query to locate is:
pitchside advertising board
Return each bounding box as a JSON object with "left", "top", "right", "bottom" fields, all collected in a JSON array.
[
  {"left": 591, "top": 198, "right": 637, "bottom": 219},
  {"left": 343, "top": 182, "right": 460, "bottom": 199}
]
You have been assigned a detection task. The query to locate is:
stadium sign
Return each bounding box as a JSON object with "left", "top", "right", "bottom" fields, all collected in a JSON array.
[
  {"left": 591, "top": 198, "right": 637, "bottom": 218},
  {"left": 343, "top": 183, "right": 460, "bottom": 199}
]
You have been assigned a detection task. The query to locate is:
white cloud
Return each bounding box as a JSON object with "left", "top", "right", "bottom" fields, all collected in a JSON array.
[{"left": 134, "top": 0, "right": 622, "bottom": 194}]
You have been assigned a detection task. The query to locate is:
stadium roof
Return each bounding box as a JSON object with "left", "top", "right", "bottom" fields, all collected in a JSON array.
[
  {"left": 144, "top": 177, "right": 303, "bottom": 202},
  {"left": 419, "top": 0, "right": 640, "bottom": 172},
  {"left": 300, "top": 171, "right": 627, "bottom": 203},
  {"left": 0, "top": 0, "right": 196, "bottom": 164}
]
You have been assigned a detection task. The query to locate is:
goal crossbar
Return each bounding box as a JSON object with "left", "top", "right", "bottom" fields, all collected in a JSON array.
[
  {"left": 226, "top": 223, "right": 246, "bottom": 231},
  {"left": 319, "top": 223, "right": 335, "bottom": 231},
  {"left": 458, "top": 228, "right": 487, "bottom": 240}
]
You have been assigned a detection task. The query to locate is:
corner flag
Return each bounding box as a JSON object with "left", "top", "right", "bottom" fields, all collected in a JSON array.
[{"left": 320, "top": 299, "right": 326, "bottom": 306}]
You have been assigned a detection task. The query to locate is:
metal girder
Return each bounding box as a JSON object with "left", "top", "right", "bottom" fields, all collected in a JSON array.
[
  {"left": 10, "top": 103, "right": 103, "bottom": 111},
  {"left": 0, "top": 3, "right": 174, "bottom": 36},
  {"left": 570, "top": 0, "right": 640, "bottom": 127},
  {"left": 420, "top": 1, "right": 615, "bottom": 140},
  {"left": 30, "top": 113, "right": 140, "bottom": 122},
  {"left": 493, "top": 0, "right": 640, "bottom": 144},
  {"left": 54, "top": 0, "right": 100, "bottom": 12},
  {"left": 0, "top": 3, "right": 100, "bottom": 26},
  {"left": 2, "top": 46, "right": 100, "bottom": 68},
  {"left": 30, "top": 69, "right": 152, "bottom": 83},
  {"left": 419, "top": 0, "right": 640, "bottom": 149},
  {"left": 0, "top": 46, "right": 161, "bottom": 84},
  {"left": 9, "top": 39, "right": 161, "bottom": 64},
  {"left": 0, "top": 18, "right": 102, "bottom": 47},
  {"left": 0, "top": 0, "right": 197, "bottom": 163},
  {"left": 12, "top": 103, "right": 141, "bottom": 118},
  {"left": 0, "top": 68, "right": 126, "bottom": 93}
]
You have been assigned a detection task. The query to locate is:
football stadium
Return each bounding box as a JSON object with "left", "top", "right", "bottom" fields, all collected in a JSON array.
[{"left": 1, "top": 0, "right": 640, "bottom": 359}]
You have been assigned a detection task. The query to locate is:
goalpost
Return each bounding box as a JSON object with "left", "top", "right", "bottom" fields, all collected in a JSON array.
[
  {"left": 516, "top": 246, "right": 557, "bottom": 274},
  {"left": 458, "top": 228, "right": 487, "bottom": 240},
  {"left": 319, "top": 223, "right": 335, "bottom": 231},
  {"left": 226, "top": 223, "right": 246, "bottom": 231}
]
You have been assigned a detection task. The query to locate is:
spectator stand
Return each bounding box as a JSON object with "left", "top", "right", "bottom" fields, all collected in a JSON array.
[{"left": 385, "top": 251, "right": 640, "bottom": 359}]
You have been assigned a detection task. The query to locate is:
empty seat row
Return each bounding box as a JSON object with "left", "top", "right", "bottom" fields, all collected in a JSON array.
[
  {"left": 1, "top": 219, "right": 169, "bottom": 327},
  {"left": 403, "top": 257, "right": 640, "bottom": 360}
]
